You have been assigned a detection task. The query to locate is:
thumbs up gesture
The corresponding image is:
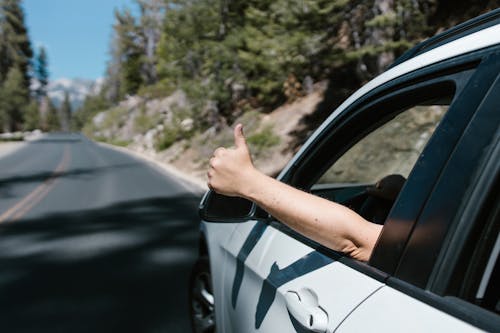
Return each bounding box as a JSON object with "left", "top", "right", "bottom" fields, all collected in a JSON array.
[{"left": 207, "top": 124, "right": 257, "bottom": 197}]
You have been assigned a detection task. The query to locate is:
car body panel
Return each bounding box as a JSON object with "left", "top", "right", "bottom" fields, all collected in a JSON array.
[
  {"left": 201, "top": 221, "right": 239, "bottom": 333},
  {"left": 336, "top": 287, "right": 481, "bottom": 332},
  {"left": 213, "top": 221, "right": 384, "bottom": 333}
]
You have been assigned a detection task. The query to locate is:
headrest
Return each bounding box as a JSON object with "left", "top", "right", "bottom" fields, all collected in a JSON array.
[{"left": 366, "top": 174, "right": 406, "bottom": 201}]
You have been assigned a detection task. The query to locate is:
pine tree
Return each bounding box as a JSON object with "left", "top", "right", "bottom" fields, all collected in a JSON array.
[
  {"left": 114, "top": 8, "right": 143, "bottom": 97},
  {"left": 45, "top": 99, "right": 60, "bottom": 132},
  {"left": 23, "top": 99, "right": 40, "bottom": 130},
  {"left": 0, "top": 0, "right": 33, "bottom": 89},
  {"left": 135, "top": 0, "right": 165, "bottom": 85},
  {"left": 60, "top": 91, "right": 72, "bottom": 132},
  {"left": 72, "top": 92, "right": 110, "bottom": 130},
  {"left": 34, "top": 46, "right": 49, "bottom": 100},
  {"left": 0, "top": 66, "right": 28, "bottom": 131}
]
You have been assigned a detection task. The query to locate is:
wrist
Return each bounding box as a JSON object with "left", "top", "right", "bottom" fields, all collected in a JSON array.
[{"left": 239, "top": 167, "right": 267, "bottom": 201}]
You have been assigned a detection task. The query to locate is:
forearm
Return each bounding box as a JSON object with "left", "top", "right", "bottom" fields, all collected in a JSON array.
[
  {"left": 207, "top": 124, "right": 381, "bottom": 261},
  {"left": 241, "top": 170, "right": 382, "bottom": 261}
]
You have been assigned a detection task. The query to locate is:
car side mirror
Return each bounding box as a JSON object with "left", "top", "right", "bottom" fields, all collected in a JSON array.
[{"left": 199, "top": 190, "right": 255, "bottom": 222}]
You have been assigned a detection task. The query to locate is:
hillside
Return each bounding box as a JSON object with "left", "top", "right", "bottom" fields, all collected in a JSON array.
[
  {"left": 85, "top": 82, "right": 327, "bottom": 183},
  {"left": 77, "top": 1, "right": 498, "bottom": 185}
]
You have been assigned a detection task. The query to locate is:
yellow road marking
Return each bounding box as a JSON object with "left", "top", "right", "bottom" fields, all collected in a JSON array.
[{"left": 0, "top": 145, "right": 71, "bottom": 223}]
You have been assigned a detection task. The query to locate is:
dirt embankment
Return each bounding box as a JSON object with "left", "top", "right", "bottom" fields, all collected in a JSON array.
[{"left": 87, "top": 83, "right": 328, "bottom": 186}]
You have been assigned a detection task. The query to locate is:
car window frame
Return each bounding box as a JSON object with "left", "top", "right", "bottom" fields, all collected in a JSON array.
[
  {"left": 393, "top": 51, "right": 500, "bottom": 287},
  {"left": 384, "top": 54, "right": 500, "bottom": 331},
  {"left": 268, "top": 46, "right": 500, "bottom": 282},
  {"left": 371, "top": 47, "right": 500, "bottom": 274}
]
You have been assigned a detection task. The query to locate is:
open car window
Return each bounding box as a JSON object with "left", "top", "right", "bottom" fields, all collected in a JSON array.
[
  {"left": 309, "top": 95, "right": 453, "bottom": 227},
  {"left": 316, "top": 104, "right": 448, "bottom": 186}
]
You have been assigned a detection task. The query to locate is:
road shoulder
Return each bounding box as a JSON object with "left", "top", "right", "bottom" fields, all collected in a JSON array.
[
  {"left": 0, "top": 141, "right": 26, "bottom": 160},
  {"left": 97, "top": 141, "right": 207, "bottom": 195}
]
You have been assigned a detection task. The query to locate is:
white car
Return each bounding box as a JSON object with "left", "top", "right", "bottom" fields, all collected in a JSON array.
[{"left": 190, "top": 9, "right": 500, "bottom": 333}]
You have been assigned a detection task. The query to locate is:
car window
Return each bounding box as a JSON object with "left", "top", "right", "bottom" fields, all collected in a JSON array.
[
  {"left": 309, "top": 100, "right": 451, "bottom": 227},
  {"left": 446, "top": 178, "right": 500, "bottom": 315},
  {"left": 317, "top": 105, "right": 447, "bottom": 185},
  {"left": 280, "top": 59, "right": 486, "bottom": 277}
]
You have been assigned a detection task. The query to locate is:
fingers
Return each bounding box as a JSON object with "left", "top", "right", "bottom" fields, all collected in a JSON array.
[
  {"left": 233, "top": 123, "right": 248, "bottom": 150},
  {"left": 207, "top": 169, "right": 214, "bottom": 191},
  {"left": 213, "top": 147, "right": 226, "bottom": 157}
]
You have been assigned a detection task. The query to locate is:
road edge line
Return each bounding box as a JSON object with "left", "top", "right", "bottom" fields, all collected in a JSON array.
[{"left": 97, "top": 142, "right": 207, "bottom": 195}]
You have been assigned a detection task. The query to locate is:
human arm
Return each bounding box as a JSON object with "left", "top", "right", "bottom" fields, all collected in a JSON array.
[{"left": 207, "top": 124, "right": 382, "bottom": 262}]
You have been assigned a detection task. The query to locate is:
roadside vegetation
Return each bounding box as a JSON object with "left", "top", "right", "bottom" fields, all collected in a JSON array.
[{"left": 0, "top": 0, "right": 496, "bottom": 164}]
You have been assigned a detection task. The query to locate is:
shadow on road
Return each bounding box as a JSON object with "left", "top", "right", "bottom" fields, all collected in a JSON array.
[
  {"left": 0, "top": 163, "right": 137, "bottom": 192},
  {"left": 0, "top": 194, "right": 201, "bottom": 333}
]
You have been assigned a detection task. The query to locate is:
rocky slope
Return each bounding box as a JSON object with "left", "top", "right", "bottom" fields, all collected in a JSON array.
[{"left": 85, "top": 83, "right": 328, "bottom": 184}]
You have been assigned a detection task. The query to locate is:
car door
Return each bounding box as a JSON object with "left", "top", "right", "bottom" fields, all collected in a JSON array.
[
  {"left": 337, "top": 65, "right": 500, "bottom": 331},
  {"left": 220, "top": 48, "right": 497, "bottom": 333}
]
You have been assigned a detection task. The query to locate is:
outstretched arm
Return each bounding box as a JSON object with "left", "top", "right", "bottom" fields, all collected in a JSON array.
[{"left": 207, "top": 124, "right": 382, "bottom": 262}]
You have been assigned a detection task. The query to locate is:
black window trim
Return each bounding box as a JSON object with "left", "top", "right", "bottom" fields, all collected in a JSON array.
[
  {"left": 262, "top": 46, "right": 500, "bottom": 287},
  {"left": 429, "top": 131, "right": 500, "bottom": 295},
  {"left": 262, "top": 61, "right": 473, "bottom": 282},
  {"left": 274, "top": 49, "right": 492, "bottom": 275},
  {"left": 394, "top": 52, "right": 500, "bottom": 287}
]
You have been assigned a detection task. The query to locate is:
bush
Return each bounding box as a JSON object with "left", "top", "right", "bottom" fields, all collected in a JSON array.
[
  {"left": 134, "top": 106, "right": 162, "bottom": 134},
  {"left": 155, "top": 126, "right": 180, "bottom": 151},
  {"left": 138, "top": 80, "right": 177, "bottom": 99},
  {"left": 247, "top": 124, "right": 280, "bottom": 152},
  {"left": 93, "top": 136, "right": 131, "bottom": 147}
]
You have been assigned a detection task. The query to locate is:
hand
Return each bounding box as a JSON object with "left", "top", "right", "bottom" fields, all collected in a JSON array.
[{"left": 207, "top": 124, "right": 256, "bottom": 197}]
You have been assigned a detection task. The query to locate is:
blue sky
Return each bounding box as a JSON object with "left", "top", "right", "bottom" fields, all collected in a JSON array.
[{"left": 24, "top": 0, "right": 138, "bottom": 81}]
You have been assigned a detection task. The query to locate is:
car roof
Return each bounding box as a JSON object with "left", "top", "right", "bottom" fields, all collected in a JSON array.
[
  {"left": 279, "top": 10, "right": 500, "bottom": 179},
  {"left": 389, "top": 8, "right": 500, "bottom": 69}
]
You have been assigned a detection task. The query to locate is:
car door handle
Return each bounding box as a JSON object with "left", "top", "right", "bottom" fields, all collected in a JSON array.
[{"left": 285, "top": 289, "right": 328, "bottom": 332}]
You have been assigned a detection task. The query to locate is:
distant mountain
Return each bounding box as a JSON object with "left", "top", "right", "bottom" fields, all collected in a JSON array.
[{"left": 47, "top": 78, "right": 104, "bottom": 110}]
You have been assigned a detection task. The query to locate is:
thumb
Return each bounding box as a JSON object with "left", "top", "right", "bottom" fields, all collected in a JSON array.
[{"left": 233, "top": 123, "right": 248, "bottom": 150}]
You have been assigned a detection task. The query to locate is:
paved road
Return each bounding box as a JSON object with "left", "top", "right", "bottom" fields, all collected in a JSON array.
[{"left": 0, "top": 133, "right": 203, "bottom": 333}]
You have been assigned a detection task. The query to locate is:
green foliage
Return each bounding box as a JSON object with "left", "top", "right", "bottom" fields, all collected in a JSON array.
[
  {"left": 155, "top": 125, "right": 180, "bottom": 151},
  {"left": 0, "top": 0, "right": 33, "bottom": 90},
  {"left": 137, "top": 79, "right": 176, "bottom": 99},
  {"left": 34, "top": 46, "right": 49, "bottom": 99},
  {"left": 88, "top": 0, "right": 497, "bottom": 144},
  {"left": 134, "top": 106, "right": 161, "bottom": 133},
  {"left": 60, "top": 91, "right": 72, "bottom": 131},
  {"left": 365, "top": 12, "right": 398, "bottom": 28},
  {"left": 94, "top": 136, "right": 132, "bottom": 147},
  {"left": 23, "top": 100, "right": 40, "bottom": 130},
  {"left": 101, "top": 106, "right": 128, "bottom": 129},
  {"left": 0, "top": 66, "right": 28, "bottom": 131},
  {"left": 45, "top": 100, "right": 61, "bottom": 132},
  {"left": 0, "top": 0, "right": 37, "bottom": 132},
  {"left": 0, "top": 133, "right": 22, "bottom": 141},
  {"left": 154, "top": 106, "right": 197, "bottom": 151},
  {"left": 116, "top": 9, "right": 144, "bottom": 97},
  {"left": 247, "top": 124, "right": 280, "bottom": 152},
  {"left": 81, "top": 105, "right": 129, "bottom": 141},
  {"left": 72, "top": 93, "right": 111, "bottom": 131}
]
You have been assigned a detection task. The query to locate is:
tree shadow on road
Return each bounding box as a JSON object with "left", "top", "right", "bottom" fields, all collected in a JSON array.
[
  {"left": 0, "top": 194, "right": 202, "bottom": 333},
  {"left": 0, "top": 163, "right": 137, "bottom": 192}
]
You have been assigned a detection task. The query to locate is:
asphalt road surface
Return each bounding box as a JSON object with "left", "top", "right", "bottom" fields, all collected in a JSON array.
[{"left": 0, "top": 133, "right": 203, "bottom": 333}]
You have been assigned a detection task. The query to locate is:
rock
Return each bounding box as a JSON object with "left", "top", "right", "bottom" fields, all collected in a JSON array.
[
  {"left": 144, "top": 128, "right": 158, "bottom": 150},
  {"left": 181, "top": 118, "right": 194, "bottom": 132},
  {"left": 93, "top": 112, "right": 107, "bottom": 127}
]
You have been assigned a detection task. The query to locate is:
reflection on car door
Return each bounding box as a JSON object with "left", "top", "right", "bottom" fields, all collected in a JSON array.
[{"left": 222, "top": 220, "right": 383, "bottom": 332}]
